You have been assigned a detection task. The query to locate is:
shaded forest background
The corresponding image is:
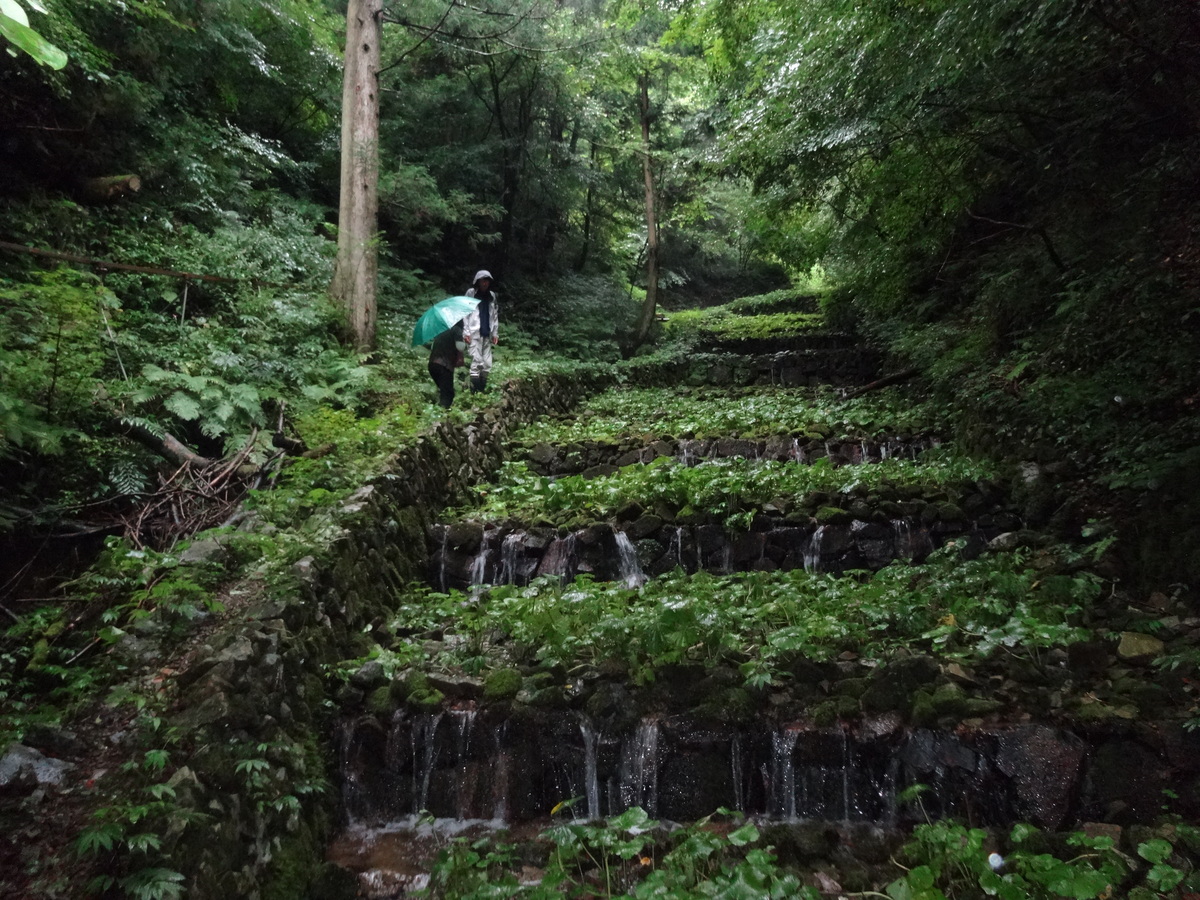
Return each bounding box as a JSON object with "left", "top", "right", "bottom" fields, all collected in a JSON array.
[{"left": 1, "top": 0, "right": 1198, "bottom": 582}]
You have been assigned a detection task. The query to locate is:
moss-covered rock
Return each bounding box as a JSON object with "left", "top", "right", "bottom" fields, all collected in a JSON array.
[
  {"left": 483, "top": 667, "right": 523, "bottom": 701},
  {"left": 815, "top": 506, "right": 851, "bottom": 526},
  {"left": 365, "top": 684, "right": 393, "bottom": 716}
]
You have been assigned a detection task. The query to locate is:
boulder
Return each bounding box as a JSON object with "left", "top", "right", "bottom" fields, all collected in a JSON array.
[
  {"left": 1116, "top": 632, "right": 1165, "bottom": 664},
  {"left": 995, "top": 725, "right": 1085, "bottom": 829},
  {"left": 0, "top": 743, "right": 73, "bottom": 792}
]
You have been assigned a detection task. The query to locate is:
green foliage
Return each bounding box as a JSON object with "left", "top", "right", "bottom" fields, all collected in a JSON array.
[
  {"left": 668, "top": 309, "right": 824, "bottom": 341},
  {"left": 425, "top": 807, "right": 814, "bottom": 899},
  {"left": 518, "top": 385, "right": 949, "bottom": 444},
  {"left": 727, "top": 287, "right": 821, "bottom": 315},
  {"left": 0, "top": 0, "right": 67, "bottom": 68},
  {"left": 888, "top": 820, "right": 1200, "bottom": 900},
  {"left": 460, "top": 452, "right": 989, "bottom": 528},
  {"left": 388, "top": 546, "right": 1095, "bottom": 687},
  {"left": 0, "top": 269, "right": 114, "bottom": 457}
]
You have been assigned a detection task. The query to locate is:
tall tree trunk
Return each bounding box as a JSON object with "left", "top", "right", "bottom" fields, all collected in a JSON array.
[
  {"left": 633, "top": 72, "right": 660, "bottom": 347},
  {"left": 330, "top": 0, "right": 382, "bottom": 352}
]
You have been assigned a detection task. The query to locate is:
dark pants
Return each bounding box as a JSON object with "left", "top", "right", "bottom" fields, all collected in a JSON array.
[{"left": 429, "top": 362, "right": 455, "bottom": 408}]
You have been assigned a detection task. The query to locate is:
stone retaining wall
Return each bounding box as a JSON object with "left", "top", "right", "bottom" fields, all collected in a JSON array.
[{"left": 157, "top": 365, "right": 624, "bottom": 899}]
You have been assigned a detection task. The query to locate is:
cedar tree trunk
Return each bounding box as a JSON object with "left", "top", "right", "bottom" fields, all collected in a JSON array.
[{"left": 330, "top": 0, "right": 383, "bottom": 352}]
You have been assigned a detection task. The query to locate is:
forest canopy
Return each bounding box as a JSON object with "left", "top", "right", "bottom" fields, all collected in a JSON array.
[{"left": 0, "top": 0, "right": 1197, "bottom": 544}]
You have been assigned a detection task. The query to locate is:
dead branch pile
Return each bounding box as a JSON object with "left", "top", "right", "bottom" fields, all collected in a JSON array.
[{"left": 121, "top": 428, "right": 285, "bottom": 549}]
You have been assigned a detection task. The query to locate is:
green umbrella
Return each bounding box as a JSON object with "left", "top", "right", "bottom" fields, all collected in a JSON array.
[{"left": 411, "top": 295, "right": 479, "bottom": 347}]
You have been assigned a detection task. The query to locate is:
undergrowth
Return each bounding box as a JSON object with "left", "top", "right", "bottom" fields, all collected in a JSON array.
[
  {"left": 378, "top": 545, "right": 1098, "bottom": 687},
  {"left": 456, "top": 453, "right": 994, "bottom": 528},
  {"left": 515, "top": 385, "right": 949, "bottom": 445}
]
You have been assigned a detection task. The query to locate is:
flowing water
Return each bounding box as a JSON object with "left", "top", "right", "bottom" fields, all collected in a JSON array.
[{"left": 614, "top": 531, "right": 647, "bottom": 588}]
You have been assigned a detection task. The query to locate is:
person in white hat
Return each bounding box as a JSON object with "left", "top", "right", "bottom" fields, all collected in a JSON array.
[{"left": 462, "top": 269, "right": 499, "bottom": 393}]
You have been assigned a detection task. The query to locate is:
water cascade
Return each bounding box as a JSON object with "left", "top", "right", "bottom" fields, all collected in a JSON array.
[
  {"left": 614, "top": 531, "right": 647, "bottom": 588},
  {"left": 804, "top": 526, "right": 826, "bottom": 573},
  {"left": 468, "top": 533, "right": 491, "bottom": 598}
]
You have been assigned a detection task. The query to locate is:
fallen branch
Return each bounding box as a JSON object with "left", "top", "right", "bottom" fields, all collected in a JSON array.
[
  {"left": 117, "top": 419, "right": 215, "bottom": 468},
  {"left": 841, "top": 367, "right": 921, "bottom": 400},
  {"left": 79, "top": 174, "right": 142, "bottom": 203}
]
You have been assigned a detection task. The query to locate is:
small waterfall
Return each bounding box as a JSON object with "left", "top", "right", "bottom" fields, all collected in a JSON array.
[
  {"left": 411, "top": 713, "right": 445, "bottom": 814},
  {"left": 892, "top": 519, "right": 913, "bottom": 561},
  {"left": 468, "top": 533, "right": 491, "bottom": 598},
  {"left": 618, "top": 720, "right": 660, "bottom": 815},
  {"left": 451, "top": 710, "right": 477, "bottom": 819},
  {"left": 437, "top": 527, "right": 449, "bottom": 593},
  {"left": 804, "top": 526, "right": 826, "bottom": 573},
  {"left": 670, "top": 526, "right": 685, "bottom": 570},
  {"left": 679, "top": 440, "right": 697, "bottom": 466},
  {"left": 500, "top": 532, "right": 523, "bottom": 586},
  {"left": 614, "top": 531, "right": 647, "bottom": 588},
  {"left": 537, "top": 534, "right": 576, "bottom": 582},
  {"left": 492, "top": 723, "right": 509, "bottom": 822},
  {"left": 731, "top": 734, "right": 745, "bottom": 812},
  {"left": 790, "top": 438, "right": 805, "bottom": 463},
  {"left": 841, "top": 730, "right": 853, "bottom": 821},
  {"left": 770, "top": 728, "right": 800, "bottom": 820},
  {"left": 580, "top": 718, "right": 601, "bottom": 820}
]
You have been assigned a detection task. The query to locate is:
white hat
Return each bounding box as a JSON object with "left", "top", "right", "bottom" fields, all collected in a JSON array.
[{"left": 473, "top": 270, "right": 493, "bottom": 284}]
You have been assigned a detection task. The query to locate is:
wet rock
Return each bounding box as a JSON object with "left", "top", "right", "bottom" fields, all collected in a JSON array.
[
  {"left": 179, "top": 538, "right": 226, "bottom": 565},
  {"left": 426, "top": 673, "right": 483, "bottom": 700},
  {"left": 615, "top": 501, "right": 644, "bottom": 522},
  {"left": 1116, "top": 632, "right": 1164, "bottom": 664},
  {"left": 995, "top": 725, "right": 1085, "bottom": 829},
  {"left": 1083, "top": 741, "right": 1168, "bottom": 823},
  {"left": 0, "top": 743, "right": 73, "bottom": 792},
  {"left": 648, "top": 440, "right": 674, "bottom": 459},
  {"left": 446, "top": 522, "right": 484, "bottom": 553},
  {"left": 350, "top": 660, "right": 387, "bottom": 689},
  {"left": 585, "top": 682, "right": 637, "bottom": 732},
  {"left": 576, "top": 522, "right": 614, "bottom": 546},
  {"left": 900, "top": 730, "right": 976, "bottom": 774},
  {"left": 528, "top": 443, "right": 558, "bottom": 468},
  {"left": 634, "top": 538, "right": 665, "bottom": 568},
  {"left": 626, "top": 515, "right": 663, "bottom": 541}
]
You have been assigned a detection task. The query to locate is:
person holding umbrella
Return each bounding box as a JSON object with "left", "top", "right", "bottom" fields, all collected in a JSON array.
[
  {"left": 427, "top": 320, "right": 464, "bottom": 408},
  {"left": 462, "top": 270, "right": 499, "bottom": 393},
  {"left": 412, "top": 295, "right": 479, "bottom": 409}
]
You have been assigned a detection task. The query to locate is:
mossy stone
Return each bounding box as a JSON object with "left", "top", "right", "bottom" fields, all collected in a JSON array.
[
  {"left": 834, "top": 677, "right": 869, "bottom": 699},
  {"left": 930, "top": 682, "right": 966, "bottom": 716},
  {"left": 937, "top": 503, "right": 966, "bottom": 522},
  {"left": 810, "top": 700, "right": 836, "bottom": 726},
  {"left": 483, "top": 667, "right": 523, "bottom": 701},
  {"left": 960, "top": 698, "right": 1003, "bottom": 717},
  {"left": 815, "top": 506, "right": 851, "bottom": 526},
  {"left": 695, "top": 686, "right": 754, "bottom": 724},
  {"left": 366, "top": 685, "right": 393, "bottom": 716},
  {"left": 911, "top": 690, "right": 937, "bottom": 727}
]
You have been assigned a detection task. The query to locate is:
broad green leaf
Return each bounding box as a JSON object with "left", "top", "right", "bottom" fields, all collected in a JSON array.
[
  {"left": 727, "top": 822, "right": 760, "bottom": 846},
  {"left": 0, "top": 8, "right": 67, "bottom": 69}
]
